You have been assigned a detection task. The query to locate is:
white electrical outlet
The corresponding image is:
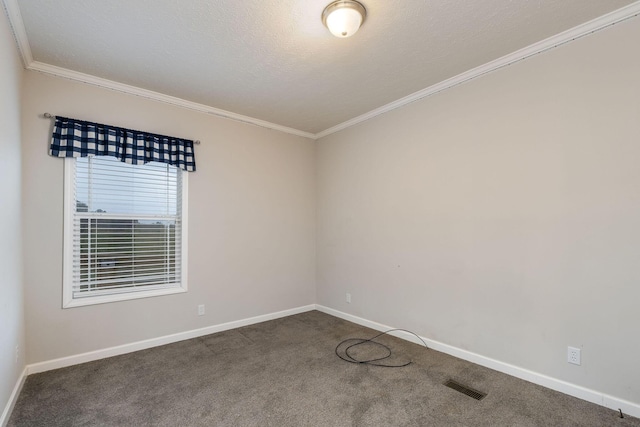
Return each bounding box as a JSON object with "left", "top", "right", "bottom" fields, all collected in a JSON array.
[
  {"left": 346, "top": 292, "right": 351, "bottom": 304},
  {"left": 568, "top": 346, "right": 581, "bottom": 365},
  {"left": 198, "top": 304, "right": 205, "bottom": 316}
]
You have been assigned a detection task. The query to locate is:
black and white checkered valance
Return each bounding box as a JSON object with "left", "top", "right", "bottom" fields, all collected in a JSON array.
[{"left": 49, "top": 116, "right": 196, "bottom": 172}]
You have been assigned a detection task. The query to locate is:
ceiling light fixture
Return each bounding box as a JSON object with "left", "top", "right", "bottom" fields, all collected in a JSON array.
[{"left": 322, "top": 0, "right": 367, "bottom": 38}]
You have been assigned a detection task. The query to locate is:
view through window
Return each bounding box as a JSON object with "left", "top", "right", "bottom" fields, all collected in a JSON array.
[{"left": 63, "top": 156, "right": 187, "bottom": 307}]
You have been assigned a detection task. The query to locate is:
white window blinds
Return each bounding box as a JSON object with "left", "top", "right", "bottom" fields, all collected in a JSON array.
[{"left": 66, "top": 156, "right": 185, "bottom": 304}]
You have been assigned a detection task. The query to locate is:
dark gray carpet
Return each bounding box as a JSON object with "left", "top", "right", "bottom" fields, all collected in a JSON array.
[{"left": 8, "top": 311, "right": 640, "bottom": 426}]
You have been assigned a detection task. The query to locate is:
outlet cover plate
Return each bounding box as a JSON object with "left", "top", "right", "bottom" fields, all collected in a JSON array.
[{"left": 568, "top": 346, "right": 581, "bottom": 365}]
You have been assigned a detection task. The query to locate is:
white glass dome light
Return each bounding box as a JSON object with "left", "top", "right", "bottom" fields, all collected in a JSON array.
[{"left": 322, "top": 1, "right": 367, "bottom": 38}]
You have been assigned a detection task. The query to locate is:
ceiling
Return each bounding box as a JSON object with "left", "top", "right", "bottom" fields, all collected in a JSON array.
[{"left": 7, "top": 0, "right": 638, "bottom": 136}]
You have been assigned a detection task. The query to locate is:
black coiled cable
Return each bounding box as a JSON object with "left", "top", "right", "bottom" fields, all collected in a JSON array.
[{"left": 335, "top": 329, "right": 429, "bottom": 368}]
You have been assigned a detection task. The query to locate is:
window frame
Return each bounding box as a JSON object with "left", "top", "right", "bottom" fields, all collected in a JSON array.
[{"left": 62, "top": 157, "right": 188, "bottom": 308}]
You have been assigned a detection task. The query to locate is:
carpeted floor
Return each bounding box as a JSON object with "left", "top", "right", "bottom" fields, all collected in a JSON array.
[{"left": 8, "top": 310, "right": 640, "bottom": 426}]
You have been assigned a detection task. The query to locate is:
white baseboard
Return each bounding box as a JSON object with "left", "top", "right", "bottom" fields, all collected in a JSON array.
[
  {"left": 27, "top": 304, "right": 316, "bottom": 375},
  {"left": 0, "top": 367, "right": 27, "bottom": 427},
  {"left": 15, "top": 304, "right": 640, "bottom": 420},
  {"left": 315, "top": 305, "right": 640, "bottom": 419}
]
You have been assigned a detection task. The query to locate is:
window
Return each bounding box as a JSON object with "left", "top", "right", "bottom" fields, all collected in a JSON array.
[{"left": 63, "top": 156, "right": 188, "bottom": 307}]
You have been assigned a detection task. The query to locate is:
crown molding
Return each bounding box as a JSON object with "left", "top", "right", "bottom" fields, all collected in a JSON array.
[
  {"left": 27, "top": 61, "right": 316, "bottom": 140},
  {"left": 5, "top": 0, "right": 640, "bottom": 141},
  {"left": 2, "top": 0, "right": 32, "bottom": 66},
  {"left": 314, "top": 1, "right": 640, "bottom": 139},
  {"left": 2, "top": 0, "right": 315, "bottom": 139}
]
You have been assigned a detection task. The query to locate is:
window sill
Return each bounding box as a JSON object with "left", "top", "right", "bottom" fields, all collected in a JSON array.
[{"left": 63, "top": 286, "right": 187, "bottom": 308}]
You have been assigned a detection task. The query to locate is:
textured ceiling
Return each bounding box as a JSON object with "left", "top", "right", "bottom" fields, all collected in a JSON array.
[{"left": 14, "top": 0, "right": 636, "bottom": 134}]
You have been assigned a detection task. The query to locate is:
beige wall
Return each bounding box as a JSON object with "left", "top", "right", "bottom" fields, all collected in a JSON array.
[
  {"left": 0, "top": 5, "right": 25, "bottom": 419},
  {"left": 21, "top": 71, "right": 316, "bottom": 364},
  {"left": 317, "top": 17, "right": 640, "bottom": 404},
  {"left": 10, "top": 4, "right": 640, "bottom": 414}
]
